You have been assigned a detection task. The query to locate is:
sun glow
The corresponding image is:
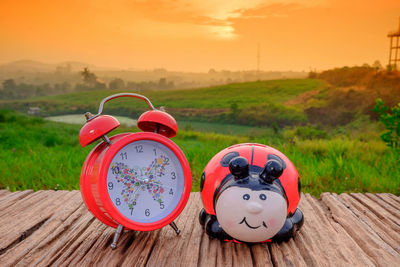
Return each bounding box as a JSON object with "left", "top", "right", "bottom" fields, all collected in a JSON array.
[
  {"left": 208, "top": 25, "right": 238, "bottom": 40},
  {"left": 0, "top": 0, "right": 398, "bottom": 71}
]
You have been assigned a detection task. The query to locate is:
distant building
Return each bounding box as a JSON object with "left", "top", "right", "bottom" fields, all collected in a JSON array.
[{"left": 28, "top": 107, "right": 41, "bottom": 115}]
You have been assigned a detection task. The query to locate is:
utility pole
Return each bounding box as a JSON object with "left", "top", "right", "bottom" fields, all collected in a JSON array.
[{"left": 388, "top": 17, "right": 400, "bottom": 70}]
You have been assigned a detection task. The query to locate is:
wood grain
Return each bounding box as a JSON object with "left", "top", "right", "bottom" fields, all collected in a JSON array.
[{"left": 0, "top": 191, "right": 399, "bottom": 266}]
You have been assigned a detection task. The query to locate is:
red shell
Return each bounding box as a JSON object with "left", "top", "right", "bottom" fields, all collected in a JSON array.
[
  {"left": 200, "top": 143, "right": 300, "bottom": 216},
  {"left": 137, "top": 110, "right": 177, "bottom": 138},
  {"left": 79, "top": 115, "right": 120, "bottom": 147}
]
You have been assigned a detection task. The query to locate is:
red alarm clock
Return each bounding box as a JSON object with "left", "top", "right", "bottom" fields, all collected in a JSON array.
[
  {"left": 199, "top": 143, "right": 303, "bottom": 243},
  {"left": 79, "top": 93, "right": 191, "bottom": 249}
]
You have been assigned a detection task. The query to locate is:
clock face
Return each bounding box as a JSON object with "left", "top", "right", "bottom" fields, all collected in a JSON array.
[{"left": 106, "top": 139, "right": 185, "bottom": 223}]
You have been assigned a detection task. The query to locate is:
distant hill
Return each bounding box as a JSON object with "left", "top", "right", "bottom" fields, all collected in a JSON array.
[
  {"left": 0, "top": 59, "right": 307, "bottom": 90},
  {"left": 0, "top": 60, "right": 114, "bottom": 73},
  {"left": 0, "top": 60, "right": 56, "bottom": 72}
]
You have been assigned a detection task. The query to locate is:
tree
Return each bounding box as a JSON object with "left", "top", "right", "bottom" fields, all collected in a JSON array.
[
  {"left": 109, "top": 78, "right": 125, "bottom": 90},
  {"left": 80, "top": 68, "right": 98, "bottom": 87},
  {"left": 158, "top": 78, "right": 167, "bottom": 88},
  {"left": 374, "top": 98, "right": 400, "bottom": 149},
  {"left": 208, "top": 68, "right": 217, "bottom": 74},
  {"left": 2, "top": 79, "right": 16, "bottom": 91},
  {"left": 372, "top": 60, "right": 383, "bottom": 71},
  {"left": 1, "top": 79, "right": 17, "bottom": 98}
]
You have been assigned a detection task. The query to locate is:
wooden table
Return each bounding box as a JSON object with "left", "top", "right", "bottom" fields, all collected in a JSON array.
[{"left": 0, "top": 190, "right": 399, "bottom": 266}]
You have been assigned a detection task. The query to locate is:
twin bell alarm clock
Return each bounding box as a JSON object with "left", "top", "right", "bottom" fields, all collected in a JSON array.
[
  {"left": 79, "top": 93, "right": 191, "bottom": 249},
  {"left": 199, "top": 143, "right": 304, "bottom": 243}
]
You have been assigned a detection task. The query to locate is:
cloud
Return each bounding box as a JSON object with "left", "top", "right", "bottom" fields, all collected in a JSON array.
[
  {"left": 138, "top": 0, "right": 327, "bottom": 39},
  {"left": 87, "top": 0, "right": 327, "bottom": 40}
]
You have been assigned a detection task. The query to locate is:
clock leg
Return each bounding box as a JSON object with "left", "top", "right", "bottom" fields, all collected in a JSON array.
[
  {"left": 110, "top": 224, "right": 124, "bottom": 249},
  {"left": 169, "top": 221, "right": 181, "bottom": 235}
]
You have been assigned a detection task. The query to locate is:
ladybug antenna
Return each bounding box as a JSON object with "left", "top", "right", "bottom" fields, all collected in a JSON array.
[
  {"left": 228, "top": 156, "right": 249, "bottom": 180},
  {"left": 259, "top": 159, "right": 283, "bottom": 183}
]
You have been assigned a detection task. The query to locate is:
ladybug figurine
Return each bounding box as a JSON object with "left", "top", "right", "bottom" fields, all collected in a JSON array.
[{"left": 199, "top": 143, "right": 304, "bottom": 243}]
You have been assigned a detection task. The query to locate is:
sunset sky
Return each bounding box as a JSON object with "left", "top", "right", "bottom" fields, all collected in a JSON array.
[{"left": 0, "top": 0, "right": 399, "bottom": 71}]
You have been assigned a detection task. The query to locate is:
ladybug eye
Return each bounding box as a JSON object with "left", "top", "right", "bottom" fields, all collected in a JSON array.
[
  {"left": 259, "top": 194, "right": 267, "bottom": 200},
  {"left": 243, "top": 194, "right": 250, "bottom": 200}
]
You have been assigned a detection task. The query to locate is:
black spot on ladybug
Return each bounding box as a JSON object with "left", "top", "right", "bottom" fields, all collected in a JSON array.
[
  {"left": 267, "top": 154, "right": 286, "bottom": 169},
  {"left": 200, "top": 172, "right": 206, "bottom": 192},
  {"left": 220, "top": 151, "right": 239, "bottom": 167}
]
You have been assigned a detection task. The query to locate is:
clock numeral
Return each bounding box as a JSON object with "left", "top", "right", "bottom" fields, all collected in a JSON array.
[
  {"left": 145, "top": 209, "right": 150, "bottom": 217},
  {"left": 153, "top": 148, "right": 157, "bottom": 155},
  {"left": 160, "top": 201, "right": 165, "bottom": 209},
  {"left": 171, "top": 172, "right": 176, "bottom": 180},
  {"left": 130, "top": 207, "right": 134, "bottom": 215},
  {"left": 169, "top": 188, "right": 173, "bottom": 195},
  {"left": 135, "top": 145, "right": 143, "bottom": 153},
  {"left": 120, "top": 152, "right": 127, "bottom": 160},
  {"left": 111, "top": 166, "right": 120, "bottom": 174},
  {"left": 108, "top": 182, "right": 113, "bottom": 190},
  {"left": 164, "top": 157, "right": 169, "bottom": 164},
  {"left": 115, "top": 198, "right": 121, "bottom": 206}
]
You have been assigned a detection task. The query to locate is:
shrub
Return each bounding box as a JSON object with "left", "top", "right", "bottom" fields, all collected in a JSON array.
[
  {"left": 373, "top": 98, "right": 400, "bottom": 149},
  {"left": 235, "top": 103, "right": 307, "bottom": 127}
]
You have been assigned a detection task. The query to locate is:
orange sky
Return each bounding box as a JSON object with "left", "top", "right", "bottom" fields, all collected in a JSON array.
[{"left": 0, "top": 0, "right": 399, "bottom": 71}]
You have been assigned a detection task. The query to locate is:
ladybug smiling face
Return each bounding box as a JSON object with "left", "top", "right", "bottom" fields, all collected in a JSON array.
[
  {"left": 214, "top": 156, "right": 287, "bottom": 242},
  {"left": 216, "top": 186, "right": 287, "bottom": 242}
]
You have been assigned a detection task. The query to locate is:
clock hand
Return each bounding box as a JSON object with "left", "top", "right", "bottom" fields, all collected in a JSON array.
[
  {"left": 149, "top": 180, "right": 173, "bottom": 190},
  {"left": 128, "top": 185, "right": 141, "bottom": 206}
]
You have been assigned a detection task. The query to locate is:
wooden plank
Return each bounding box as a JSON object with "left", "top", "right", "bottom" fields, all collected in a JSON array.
[
  {"left": 58, "top": 220, "right": 109, "bottom": 266},
  {"left": 0, "top": 190, "right": 34, "bottom": 212},
  {"left": 30, "top": 209, "right": 96, "bottom": 266},
  {"left": 351, "top": 193, "right": 400, "bottom": 229},
  {"left": 0, "top": 190, "right": 71, "bottom": 253},
  {"left": 0, "top": 190, "right": 399, "bottom": 267},
  {"left": 143, "top": 192, "right": 207, "bottom": 266},
  {"left": 249, "top": 243, "right": 273, "bottom": 267},
  {"left": 385, "top": 193, "right": 400, "bottom": 205},
  {"left": 72, "top": 226, "right": 117, "bottom": 266},
  {"left": 373, "top": 193, "right": 400, "bottom": 212},
  {"left": 0, "top": 190, "right": 12, "bottom": 199},
  {"left": 270, "top": 239, "right": 307, "bottom": 267},
  {"left": 116, "top": 230, "right": 161, "bottom": 267},
  {"left": 198, "top": 234, "right": 219, "bottom": 266},
  {"left": 338, "top": 193, "right": 400, "bottom": 254},
  {"left": 321, "top": 193, "right": 400, "bottom": 266},
  {"left": 0, "top": 190, "right": 50, "bottom": 217},
  {"left": 0, "top": 191, "right": 83, "bottom": 266},
  {"left": 294, "top": 194, "right": 374, "bottom": 266}
]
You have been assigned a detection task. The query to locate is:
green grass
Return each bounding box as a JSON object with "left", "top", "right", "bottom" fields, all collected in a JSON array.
[
  {"left": 1, "top": 109, "right": 398, "bottom": 196},
  {"left": 0, "top": 79, "right": 324, "bottom": 114},
  {"left": 178, "top": 120, "right": 275, "bottom": 137},
  {"left": 0, "top": 79, "right": 326, "bottom": 130}
]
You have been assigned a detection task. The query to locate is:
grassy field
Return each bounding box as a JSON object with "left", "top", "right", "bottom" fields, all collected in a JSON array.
[
  {"left": 0, "top": 79, "right": 325, "bottom": 127},
  {"left": 1, "top": 79, "right": 323, "bottom": 108},
  {"left": 1, "top": 109, "right": 398, "bottom": 196}
]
